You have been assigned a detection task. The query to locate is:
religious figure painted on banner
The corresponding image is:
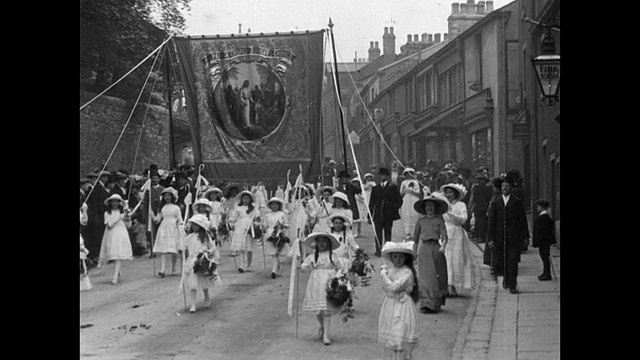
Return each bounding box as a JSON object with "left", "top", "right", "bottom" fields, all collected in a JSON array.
[{"left": 209, "top": 59, "right": 288, "bottom": 141}]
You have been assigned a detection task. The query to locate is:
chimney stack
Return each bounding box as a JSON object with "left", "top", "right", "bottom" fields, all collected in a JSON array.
[
  {"left": 383, "top": 26, "right": 396, "bottom": 65},
  {"left": 434, "top": 33, "right": 441, "bottom": 43},
  {"left": 486, "top": 0, "right": 493, "bottom": 12},
  {"left": 368, "top": 40, "right": 381, "bottom": 62}
]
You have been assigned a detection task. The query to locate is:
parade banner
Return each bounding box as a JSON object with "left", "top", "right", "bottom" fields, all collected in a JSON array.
[{"left": 173, "top": 31, "right": 325, "bottom": 183}]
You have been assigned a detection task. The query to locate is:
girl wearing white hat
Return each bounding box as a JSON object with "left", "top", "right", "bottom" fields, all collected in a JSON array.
[
  {"left": 299, "top": 232, "right": 348, "bottom": 345},
  {"left": 440, "top": 183, "right": 474, "bottom": 297},
  {"left": 261, "top": 197, "right": 290, "bottom": 278},
  {"left": 202, "top": 187, "right": 226, "bottom": 244},
  {"left": 378, "top": 241, "right": 419, "bottom": 359},
  {"left": 152, "top": 187, "right": 184, "bottom": 277},
  {"left": 327, "top": 191, "right": 353, "bottom": 229},
  {"left": 98, "top": 194, "right": 133, "bottom": 284},
  {"left": 228, "top": 190, "right": 261, "bottom": 272},
  {"left": 400, "top": 168, "right": 422, "bottom": 240},
  {"left": 179, "top": 214, "right": 221, "bottom": 313},
  {"left": 312, "top": 186, "right": 336, "bottom": 233},
  {"left": 327, "top": 214, "right": 360, "bottom": 268}
]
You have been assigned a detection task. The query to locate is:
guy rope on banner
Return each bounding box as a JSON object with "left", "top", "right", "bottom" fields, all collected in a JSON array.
[
  {"left": 80, "top": 36, "right": 174, "bottom": 112},
  {"left": 81, "top": 41, "right": 166, "bottom": 210}
]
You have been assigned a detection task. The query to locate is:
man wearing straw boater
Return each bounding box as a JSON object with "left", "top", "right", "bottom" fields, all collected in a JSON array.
[{"left": 369, "top": 168, "right": 403, "bottom": 257}]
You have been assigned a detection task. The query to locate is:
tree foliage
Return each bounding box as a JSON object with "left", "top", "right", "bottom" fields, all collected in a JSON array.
[{"left": 79, "top": 0, "right": 191, "bottom": 104}]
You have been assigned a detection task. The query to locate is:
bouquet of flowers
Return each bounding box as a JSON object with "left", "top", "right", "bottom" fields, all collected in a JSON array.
[
  {"left": 348, "top": 248, "right": 374, "bottom": 287},
  {"left": 193, "top": 251, "right": 217, "bottom": 277},
  {"left": 326, "top": 269, "right": 355, "bottom": 322}
]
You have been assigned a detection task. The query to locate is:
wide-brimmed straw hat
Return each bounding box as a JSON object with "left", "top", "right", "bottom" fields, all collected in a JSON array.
[
  {"left": 403, "top": 168, "right": 415, "bottom": 175},
  {"left": 237, "top": 190, "right": 255, "bottom": 202},
  {"left": 316, "top": 186, "right": 337, "bottom": 197},
  {"left": 188, "top": 213, "right": 210, "bottom": 230},
  {"left": 381, "top": 241, "right": 417, "bottom": 263},
  {"left": 104, "top": 194, "right": 125, "bottom": 206},
  {"left": 414, "top": 194, "right": 449, "bottom": 215},
  {"left": 326, "top": 213, "right": 352, "bottom": 227},
  {"left": 192, "top": 198, "right": 213, "bottom": 212},
  {"left": 267, "top": 197, "right": 284, "bottom": 209},
  {"left": 161, "top": 187, "right": 178, "bottom": 200},
  {"left": 363, "top": 173, "right": 374, "bottom": 180},
  {"left": 440, "top": 183, "right": 467, "bottom": 199},
  {"left": 329, "top": 191, "right": 349, "bottom": 206},
  {"left": 202, "top": 187, "right": 223, "bottom": 200},
  {"left": 304, "top": 232, "right": 341, "bottom": 251}
]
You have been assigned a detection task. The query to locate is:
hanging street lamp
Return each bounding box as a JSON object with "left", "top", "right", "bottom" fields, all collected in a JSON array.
[{"left": 531, "top": 28, "right": 560, "bottom": 106}]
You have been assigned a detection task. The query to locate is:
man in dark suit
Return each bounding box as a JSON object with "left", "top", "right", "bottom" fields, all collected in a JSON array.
[
  {"left": 137, "top": 170, "right": 165, "bottom": 257},
  {"left": 532, "top": 199, "right": 556, "bottom": 281},
  {"left": 468, "top": 173, "right": 493, "bottom": 244},
  {"left": 174, "top": 171, "right": 192, "bottom": 218},
  {"left": 368, "top": 168, "right": 403, "bottom": 257},
  {"left": 486, "top": 178, "right": 529, "bottom": 294},
  {"left": 85, "top": 171, "right": 111, "bottom": 262}
]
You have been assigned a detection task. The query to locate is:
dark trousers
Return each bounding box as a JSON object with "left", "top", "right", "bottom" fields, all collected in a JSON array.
[
  {"left": 491, "top": 242, "right": 520, "bottom": 290},
  {"left": 374, "top": 223, "right": 393, "bottom": 254},
  {"left": 539, "top": 243, "right": 551, "bottom": 275}
]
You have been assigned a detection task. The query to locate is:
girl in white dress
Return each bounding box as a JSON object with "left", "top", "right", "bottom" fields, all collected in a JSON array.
[
  {"left": 441, "top": 183, "right": 474, "bottom": 297},
  {"left": 261, "top": 197, "right": 290, "bottom": 278},
  {"left": 299, "top": 232, "right": 347, "bottom": 345},
  {"left": 400, "top": 168, "right": 422, "bottom": 239},
  {"left": 329, "top": 191, "right": 353, "bottom": 224},
  {"left": 378, "top": 241, "right": 419, "bottom": 360},
  {"left": 327, "top": 214, "right": 360, "bottom": 268},
  {"left": 98, "top": 194, "right": 133, "bottom": 284},
  {"left": 152, "top": 187, "right": 184, "bottom": 277},
  {"left": 312, "top": 186, "right": 336, "bottom": 233},
  {"left": 351, "top": 177, "right": 368, "bottom": 238},
  {"left": 203, "top": 187, "right": 226, "bottom": 246},
  {"left": 228, "top": 191, "right": 261, "bottom": 272},
  {"left": 180, "top": 214, "right": 221, "bottom": 313}
]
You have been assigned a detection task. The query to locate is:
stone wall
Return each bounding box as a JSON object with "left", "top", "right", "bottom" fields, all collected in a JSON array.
[{"left": 79, "top": 90, "right": 172, "bottom": 177}]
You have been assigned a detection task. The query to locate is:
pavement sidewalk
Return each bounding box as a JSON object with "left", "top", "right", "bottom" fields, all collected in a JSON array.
[{"left": 452, "top": 239, "right": 561, "bottom": 360}]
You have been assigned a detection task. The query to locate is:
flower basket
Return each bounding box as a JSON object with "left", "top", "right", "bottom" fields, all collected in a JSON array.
[
  {"left": 348, "top": 249, "right": 374, "bottom": 287},
  {"left": 326, "top": 269, "right": 356, "bottom": 322},
  {"left": 193, "top": 252, "right": 217, "bottom": 277}
]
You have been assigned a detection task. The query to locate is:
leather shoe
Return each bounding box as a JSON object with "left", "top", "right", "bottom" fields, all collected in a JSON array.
[
  {"left": 509, "top": 288, "right": 518, "bottom": 294},
  {"left": 538, "top": 274, "right": 552, "bottom": 281}
]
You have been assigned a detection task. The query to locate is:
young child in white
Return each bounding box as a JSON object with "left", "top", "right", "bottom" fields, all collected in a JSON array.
[
  {"left": 299, "top": 232, "right": 347, "bottom": 345},
  {"left": 228, "top": 191, "right": 261, "bottom": 272},
  {"left": 152, "top": 187, "right": 184, "bottom": 277},
  {"left": 98, "top": 194, "right": 133, "bottom": 284},
  {"left": 312, "top": 186, "right": 335, "bottom": 233},
  {"left": 327, "top": 214, "right": 360, "bottom": 269},
  {"left": 203, "top": 187, "right": 226, "bottom": 246},
  {"left": 378, "top": 241, "right": 420, "bottom": 360},
  {"left": 179, "top": 214, "right": 221, "bottom": 313},
  {"left": 261, "top": 197, "right": 290, "bottom": 279}
]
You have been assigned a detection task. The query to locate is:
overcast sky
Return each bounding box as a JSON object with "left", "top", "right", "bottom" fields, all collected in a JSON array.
[{"left": 183, "top": 0, "right": 512, "bottom": 63}]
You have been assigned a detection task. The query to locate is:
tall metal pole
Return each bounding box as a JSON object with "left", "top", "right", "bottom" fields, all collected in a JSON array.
[
  {"left": 328, "top": 18, "right": 349, "bottom": 176},
  {"left": 165, "top": 45, "right": 176, "bottom": 169}
]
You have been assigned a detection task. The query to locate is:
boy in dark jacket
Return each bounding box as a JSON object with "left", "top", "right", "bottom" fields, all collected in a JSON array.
[{"left": 532, "top": 199, "right": 556, "bottom": 281}]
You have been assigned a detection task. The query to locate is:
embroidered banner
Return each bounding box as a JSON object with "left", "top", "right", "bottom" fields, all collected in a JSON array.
[{"left": 174, "top": 31, "right": 325, "bottom": 184}]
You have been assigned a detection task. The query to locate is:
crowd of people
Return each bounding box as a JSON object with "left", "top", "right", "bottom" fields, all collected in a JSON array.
[{"left": 80, "top": 161, "right": 553, "bottom": 358}]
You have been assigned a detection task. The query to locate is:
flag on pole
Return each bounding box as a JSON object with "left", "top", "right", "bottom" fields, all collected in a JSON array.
[{"left": 287, "top": 230, "right": 303, "bottom": 317}]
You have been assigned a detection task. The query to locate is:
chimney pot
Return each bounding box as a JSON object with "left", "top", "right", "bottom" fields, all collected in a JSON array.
[
  {"left": 428, "top": 34, "right": 433, "bottom": 43},
  {"left": 460, "top": 3, "right": 469, "bottom": 14},
  {"left": 407, "top": 34, "right": 412, "bottom": 43},
  {"left": 486, "top": 0, "right": 493, "bottom": 12},
  {"left": 467, "top": 0, "right": 475, "bottom": 4},
  {"left": 422, "top": 33, "right": 428, "bottom": 42},
  {"left": 477, "top": 1, "right": 485, "bottom": 13},
  {"left": 452, "top": 3, "right": 460, "bottom": 14},
  {"left": 375, "top": 41, "right": 379, "bottom": 48},
  {"left": 390, "top": 26, "right": 394, "bottom": 34},
  {"left": 384, "top": 27, "right": 388, "bottom": 34},
  {"left": 434, "top": 33, "right": 441, "bottom": 43},
  {"left": 444, "top": 33, "right": 449, "bottom": 41},
  {"left": 414, "top": 34, "right": 419, "bottom": 42},
  {"left": 370, "top": 41, "right": 374, "bottom": 48}
]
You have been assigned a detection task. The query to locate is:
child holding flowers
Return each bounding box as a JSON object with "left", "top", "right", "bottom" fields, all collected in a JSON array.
[
  {"left": 179, "top": 214, "right": 221, "bottom": 313},
  {"left": 261, "top": 197, "right": 290, "bottom": 279},
  {"left": 299, "top": 232, "right": 348, "bottom": 345},
  {"left": 378, "top": 241, "right": 420, "bottom": 360},
  {"left": 327, "top": 214, "right": 360, "bottom": 268},
  {"left": 228, "top": 190, "right": 261, "bottom": 272}
]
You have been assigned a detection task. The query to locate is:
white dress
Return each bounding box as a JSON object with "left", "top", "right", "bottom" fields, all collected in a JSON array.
[
  {"left": 443, "top": 200, "right": 474, "bottom": 290},
  {"left": 152, "top": 204, "right": 183, "bottom": 254},
  {"left": 262, "top": 210, "right": 289, "bottom": 256},
  {"left": 400, "top": 179, "right": 422, "bottom": 237},
  {"left": 301, "top": 251, "right": 347, "bottom": 313},
  {"left": 180, "top": 233, "right": 221, "bottom": 291},
  {"left": 378, "top": 266, "right": 419, "bottom": 352},
  {"left": 286, "top": 200, "right": 309, "bottom": 240},
  {"left": 98, "top": 210, "right": 133, "bottom": 265},
  {"left": 229, "top": 205, "right": 260, "bottom": 252},
  {"left": 312, "top": 199, "right": 333, "bottom": 233},
  {"left": 330, "top": 228, "right": 359, "bottom": 267},
  {"left": 209, "top": 200, "right": 224, "bottom": 230}
]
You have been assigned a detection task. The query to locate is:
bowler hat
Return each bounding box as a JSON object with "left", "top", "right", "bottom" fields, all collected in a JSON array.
[{"left": 378, "top": 168, "right": 391, "bottom": 176}]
